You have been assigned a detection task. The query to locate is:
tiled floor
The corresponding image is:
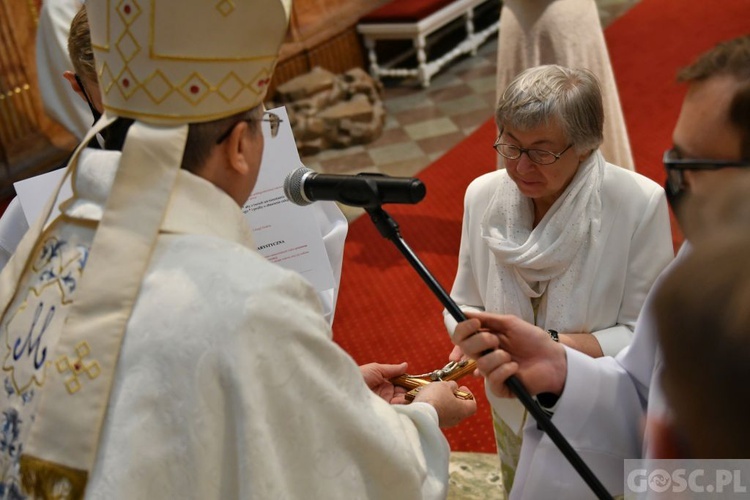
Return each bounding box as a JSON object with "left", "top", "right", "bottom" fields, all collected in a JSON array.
[
  {"left": 301, "top": 0, "right": 640, "bottom": 222},
  {"left": 301, "top": 39, "right": 499, "bottom": 221}
]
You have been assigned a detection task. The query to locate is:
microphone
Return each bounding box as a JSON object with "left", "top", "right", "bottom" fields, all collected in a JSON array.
[{"left": 283, "top": 167, "right": 426, "bottom": 208}]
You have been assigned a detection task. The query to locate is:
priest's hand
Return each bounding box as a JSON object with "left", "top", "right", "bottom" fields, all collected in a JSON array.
[
  {"left": 453, "top": 312, "right": 567, "bottom": 399},
  {"left": 412, "top": 381, "right": 476, "bottom": 428},
  {"left": 360, "top": 362, "right": 410, "bottom": 404}
]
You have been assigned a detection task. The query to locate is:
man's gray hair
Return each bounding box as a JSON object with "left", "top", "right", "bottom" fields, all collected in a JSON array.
[{"left": 496, "top": 65, "right": 604, "bottom": 153}]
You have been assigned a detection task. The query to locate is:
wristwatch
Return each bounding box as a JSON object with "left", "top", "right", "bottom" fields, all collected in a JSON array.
[{"left": 547, "top": 329, "right": 559, "bottom": 342}]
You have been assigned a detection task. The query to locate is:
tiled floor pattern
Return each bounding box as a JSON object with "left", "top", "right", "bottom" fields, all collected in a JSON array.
[
  {"left": 301, "top": 40, "right": 499, "bottom": 221},
  {"left": 301, "top": 0, "right": 640, "bottom": 222}
]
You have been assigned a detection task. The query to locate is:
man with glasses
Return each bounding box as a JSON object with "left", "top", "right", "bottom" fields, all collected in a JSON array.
[
  {"left": 443, "top": 64, "right": 673, "bottom": 496},
  {"left": 650, "top": 174, "right": 750, "bottom": 460},
  {"left": 9, "top": 6, "right": 350, "bottom": 328},
  {"left": 452, "top": 35, "right": 750, "bottom": 498}
]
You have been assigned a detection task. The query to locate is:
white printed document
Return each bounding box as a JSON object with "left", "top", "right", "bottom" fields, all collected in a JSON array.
[
  {"left": 14, "top": 106, "right": 335, "bottom": 297},
  {"left": 242, "top": 106, "right": 335, "bottom": 295}
]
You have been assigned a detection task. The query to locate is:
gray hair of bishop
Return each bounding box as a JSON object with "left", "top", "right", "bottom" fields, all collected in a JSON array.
[{"left": 496, "top": 65, "right": 604, "bottom": 154}]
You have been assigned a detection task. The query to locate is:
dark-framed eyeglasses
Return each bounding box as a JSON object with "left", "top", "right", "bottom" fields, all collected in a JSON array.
[
  {"left": 493, "top": 137, "right": 573, "bottom": 165},
  {"left": 215, "top": 111, "right": 283, "bottom": 144},
  {"left": 663, "top": 148, "right": 750, "bottom": 193}
]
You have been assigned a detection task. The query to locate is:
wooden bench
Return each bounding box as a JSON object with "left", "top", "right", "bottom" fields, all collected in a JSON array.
[{"left": 357, "top": 0, "right": 500, "bottom": 88}]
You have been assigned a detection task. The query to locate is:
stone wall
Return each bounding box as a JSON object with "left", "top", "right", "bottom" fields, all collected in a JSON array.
[{"left": 270, "top": 66, "right": 385, "bottom": 156}]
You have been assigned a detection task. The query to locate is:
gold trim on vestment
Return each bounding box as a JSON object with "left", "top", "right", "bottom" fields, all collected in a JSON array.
[{"left": 20, "top": 454, "right": 88, "bottom": 500}]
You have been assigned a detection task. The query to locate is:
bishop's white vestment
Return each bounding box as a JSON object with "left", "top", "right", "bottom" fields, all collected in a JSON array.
[{"left": 0, "top": 148, "right": 451, "bottom": 499}]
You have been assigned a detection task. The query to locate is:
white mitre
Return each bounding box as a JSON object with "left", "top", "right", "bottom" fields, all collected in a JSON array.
[
  {"left": 0, "top": 1, "right": 291, "bottom": 497},
  {"left": 89, "top": 0, "right": 291, "bottom": 123}
]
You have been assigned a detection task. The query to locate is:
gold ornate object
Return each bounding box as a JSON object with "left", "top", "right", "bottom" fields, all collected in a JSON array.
[
  {"left": 19, "top": 454, "right": 87, "bottom": 500},
  {"left": 0, "top": 0, "right": 39, "bottom": 146},
  {"left": 26, "top": 0, "right": 39, "bottom": 25},
  {"left": 391, "top": 360, "right": 477, "bottom": 402}
]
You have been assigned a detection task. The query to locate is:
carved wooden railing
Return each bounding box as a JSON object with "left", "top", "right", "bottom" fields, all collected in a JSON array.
[{"left": 270, "top": 0, "right": 390, "bottom": 97}]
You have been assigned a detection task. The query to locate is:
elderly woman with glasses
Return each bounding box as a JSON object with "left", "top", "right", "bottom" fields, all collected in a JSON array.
[{"left": 444, "top": 64, "right": 674, "bottom": 494}]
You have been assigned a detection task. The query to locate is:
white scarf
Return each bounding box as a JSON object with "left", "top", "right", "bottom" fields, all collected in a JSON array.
[
  {"left": 481, "top": 150, "right": 604, "bottom": 435},
  {"left": 481, "top": 150, "right": 604, "bottom": 330}
]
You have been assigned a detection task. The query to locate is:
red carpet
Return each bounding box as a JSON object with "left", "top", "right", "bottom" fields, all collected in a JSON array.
[
  {"left": 606, "top": 0, "right": 750, "bottom": 185},
  {"left": 334, "top": 119, "right": 498, "bottom": 452},
  {"left": 333, "top": 0, "right": 750, "bottom": 453}
]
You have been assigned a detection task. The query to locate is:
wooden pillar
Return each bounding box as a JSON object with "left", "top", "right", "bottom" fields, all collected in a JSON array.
[{"left": 0, "top": 0, "right": 74, "bottom": 198}]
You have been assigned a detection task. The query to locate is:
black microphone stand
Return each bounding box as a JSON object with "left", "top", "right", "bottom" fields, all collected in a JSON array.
[{"left": 365, "top": 205, "right": 613, "bottom": 500}]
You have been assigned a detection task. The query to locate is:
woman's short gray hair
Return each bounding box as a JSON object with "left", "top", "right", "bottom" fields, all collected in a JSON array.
[{"left": 496, "top": 65, "right": 604, "bottom": 153}]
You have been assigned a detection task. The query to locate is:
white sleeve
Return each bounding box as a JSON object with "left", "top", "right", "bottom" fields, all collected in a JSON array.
[
  {"left": 312, "top": 201, "right": 348, "bottom": 325},
  {"left": 36, "top": 0, "right": 90, "bottom": 140},
  {"left": 592, "top": 188, "right": 674, "bottom": 356},
  {"left": 512, "top": 249, "right": 688, "bottom": 499},
  {"left": 511, "top": 347, "right": 647, "bottom": 499},
  {"left": 0, "top": 198, "right": 30, "bottom": 272}
]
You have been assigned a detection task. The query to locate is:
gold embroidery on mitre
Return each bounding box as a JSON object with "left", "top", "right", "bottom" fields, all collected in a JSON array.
[
  {"left": 90, "top": 0, "right": 289, "bottom": 122},
  {"left": 20, "top": 454, "right": 87, "bottom": 500},
  {"left": 177, "top": 73, "right": 212, "bottom": 105},
  {"left": 248, "top": 67, "right": 274, "bottom": 96},
  {"left": 216, "top": 71, "right": 245, "bottom": 102},
  {"left": 115, "top": 28, "right": 141, "bottom": 63},
  {"left": 99, "top": 62, "right": 116, "bottom": 94},
  {"left": 116, "top": 0, "right": 142, "bottom": 26},
  {"left": 102, "top": 103, "right": 260, "bottom": 122},
  {"left": 148, "top": 2, "right": 281, "bottom": 62},
  {"left": 114, "top": 66, "right": 140, "bottom": 99},
  {"left": 142, "top": 69, "right": 174, "bottom": 103},
  {"left": 55, "top": 342, "right": 101, "bottom": 395}
]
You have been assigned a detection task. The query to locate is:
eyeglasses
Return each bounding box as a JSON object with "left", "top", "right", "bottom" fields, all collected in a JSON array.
[
  {"left": 215, "top": 111, "right": 282, "bottom": 144},
  {"left": 663, "top": 148, "right": 750, "bottom": 193},
  {"left": 493, "top": 137, "right": 573, "bottom": 165}
]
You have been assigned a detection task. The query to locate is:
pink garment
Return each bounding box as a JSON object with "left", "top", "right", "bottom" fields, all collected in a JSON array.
[{"left": 495, "top": 0, "right": 635, "bottom": 170}]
